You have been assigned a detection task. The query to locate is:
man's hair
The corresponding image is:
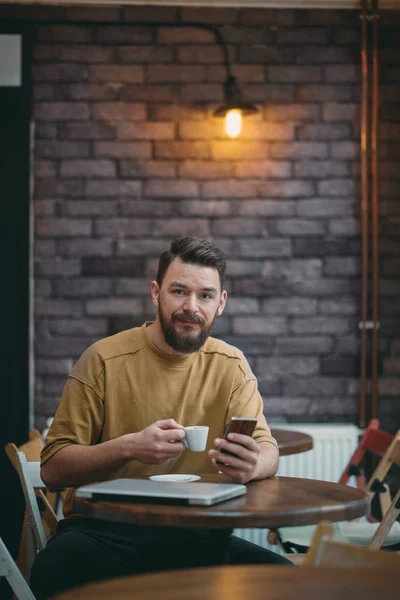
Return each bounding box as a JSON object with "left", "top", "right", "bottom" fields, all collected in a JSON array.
[{"left": 156, "top": 237, "right": 226, "bottom": 289}]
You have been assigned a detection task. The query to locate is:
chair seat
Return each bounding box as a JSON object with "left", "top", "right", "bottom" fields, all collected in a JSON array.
[{"left": 279, "top": 520, "right": 400, "bottom": 551}]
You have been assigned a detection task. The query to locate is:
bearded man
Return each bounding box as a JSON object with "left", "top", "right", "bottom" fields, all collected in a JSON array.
[{"left": 31, "top": 237, "right": 290, "bottom": 599}]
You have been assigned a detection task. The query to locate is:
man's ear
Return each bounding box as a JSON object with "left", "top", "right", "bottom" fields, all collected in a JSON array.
[
  {"left": 151, "top": 281, "right": 160, "bottom": 307},
  {"left": 217, "top": 290, "right": 227, "bottom": 316}
]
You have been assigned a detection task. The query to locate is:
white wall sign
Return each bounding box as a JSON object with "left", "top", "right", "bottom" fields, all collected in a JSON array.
[{"left": 0, "top": 35, "right": 21, "bottom": 87}]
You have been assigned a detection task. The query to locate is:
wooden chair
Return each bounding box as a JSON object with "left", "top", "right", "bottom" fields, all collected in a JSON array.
[
  {"left": 4, "top": 433, "right": 58, "bottom": 580},
  {"left": 0, "top": 537, "right": 36, "bottom": 600},
  {"left": 304, "top": 521, "right": 400, "bottom": 568},
  {"left": 271, "top": 425, "right": 400, "bottom": 555}
]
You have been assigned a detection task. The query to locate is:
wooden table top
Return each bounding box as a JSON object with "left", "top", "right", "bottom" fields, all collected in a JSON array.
[
  {"left": 271, "top": 428, "right": 313, "bottom": 456},
  {"left": 54, "top": 565, "right": 399, "bottom": 600},
  {"left": 72, "top": 475, "right": 369, "bottom": 529}
]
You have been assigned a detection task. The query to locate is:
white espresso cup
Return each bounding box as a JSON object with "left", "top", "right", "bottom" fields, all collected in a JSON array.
[{"left": 183, "top": 426, "right": 209, "bottom": 452}]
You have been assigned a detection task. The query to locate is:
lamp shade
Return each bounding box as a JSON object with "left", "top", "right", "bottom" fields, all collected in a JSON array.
[{"left": 213, "top": 75, "right": 258, "bottom": 118}]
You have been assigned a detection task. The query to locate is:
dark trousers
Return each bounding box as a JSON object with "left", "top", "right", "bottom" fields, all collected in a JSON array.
[{"left": 30, "top": 518, "right": 291, "bottom": 599}]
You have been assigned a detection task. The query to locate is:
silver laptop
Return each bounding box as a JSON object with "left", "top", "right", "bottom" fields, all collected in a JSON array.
[{"left": 76, "top": 478, "right": 246, "bottom": 506}]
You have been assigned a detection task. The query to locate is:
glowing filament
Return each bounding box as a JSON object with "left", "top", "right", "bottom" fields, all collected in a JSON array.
[{"left": 225, "top": 110, "right": 242, "bottom": 138}]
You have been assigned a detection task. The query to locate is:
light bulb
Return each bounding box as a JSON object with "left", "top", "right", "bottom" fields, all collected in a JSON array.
[{"left": 225, "top": 110, "right": 242, "bottom": 138}]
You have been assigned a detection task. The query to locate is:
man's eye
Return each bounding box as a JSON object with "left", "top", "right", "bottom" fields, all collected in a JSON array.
[
  {"left": 200, "top": 293, "right": 212, "bottom": 300},
  {"left": 172, "top": 289, "right": 184, "bottom": 295}
]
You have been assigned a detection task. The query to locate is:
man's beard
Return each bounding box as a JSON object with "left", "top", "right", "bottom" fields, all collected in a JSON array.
[{"left": 158, "top": 307, "right": 217, "bottom": 353}]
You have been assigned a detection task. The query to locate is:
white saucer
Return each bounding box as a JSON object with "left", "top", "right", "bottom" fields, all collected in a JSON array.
[{"left": 148, "top": 474, "right": 201, "bottom": 483}]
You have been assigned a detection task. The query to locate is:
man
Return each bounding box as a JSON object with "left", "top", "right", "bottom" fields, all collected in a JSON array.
[{"left": 31, "top": 237, "right": 289, "bottom": 599}]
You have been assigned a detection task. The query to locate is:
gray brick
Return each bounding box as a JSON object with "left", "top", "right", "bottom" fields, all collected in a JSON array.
[
  {"left": 296, "top": 46, "right": 355, "bottom": 64},
  {"left": 298, "top": 123, "right": 351, "bottom": 140},
  {"left": 223, "top": 297, "right": 259, "bottom": 315},
  {"left": 290, "top": 316, "right": 350, "bottom": 335},
  {"left": 329, "top": 218, "right": 360, "bottom": 236},
  {"left": 262, "top": 297, "right": 318, "bottom": 315},
  {"left": 121, "top": 200, "right": 178, "bottom": 217},
  {"left": 269, "top": 142, "right": 328, "bottom": 159},
  {"left": 60, "top": 160, "right": 116, "bottom": 178},
  {"left": 235, "top": 161, "right": 291, "bottom": 179},
  {"left": 262, "top": 397, "right": 312, "bottom": 417},
  {"left": 36, "top": 337, "right": 97, "bottom": 357},
  {"left": 36, "top": 358, "right": 74, "bottom": 375},
  {"left": 49, "top": 318, "right": 108, "bottom": 335},
  {"left": 59, "top": 238, "right": 113, "bottom": 257},
  {"left": 261, "top": 259, "right": 322, "bottom": 281},
  {"left": 296, "top": 85, "right": 354, "bottom": 102},
  {"left": 294, "top": 237, "right": 356, "bottom": 257},
  {"left": 35, "top": 280, "right": 51, "bottom": 297},
  {"left": 35, "top": 259, "right": 80, "bottom": 278},
  {"left": 180, "top": 200, "right": 233, "bottom": 217},
  {"left": 155, "top": 141, "right": 210, "bottom": 160},
  {"left": 115, "top": 278, "right": 150, "bottom": 296},
  {"left": 35, "top": 299, "right": 82, "bottom": 317},
  {"left": 277, "top": 28, "right": 329, "bottom": 45},
  {"left": 152, "top": 218, "right": 210, "bottom": 237},
  {"left": 120, "top": 159, "right": 178, "bottom": 179},
  {"left": 211, "top": 218, "right": 267, "bottom": 237},
  {"left": 379, "top": 378, "right": 400, "bottom": 395},
  {"left": 257, "top": 377, "right": 282, "bottom": 397},
  {"left": 323, "top": 103, "right": 358, "bottom": 122},
  {"left": 62, "top": 200, "right": 118, "bottom": 217},
  {"left": 238, "top": 200, "right": 296, "bottom": 217},
  {"left": 36, "top": 218, "right": 91, "bottom": 238},
  {"left": 291, "top": 278, "right": 358, "bottom": 296},
  {"left": 318, "top": 179, "right": 357, "bottom": 196},
  {"left": 265, "top": 103, "right": 319, "bottom": 122},
  {"left": 179, "top": 161, "right": 233, "bottom": 180},
  {"left": 319, "top": 298, "right": 358, "bottom": 317},
  {"left": 324, "top": 257, "right": 360, "bottom": 276},
  {"left": 82, "top": 258, "right": 143, "bottom": 277},
  {"left": 256, "top": 357, "right": 320, "bottom": 376},
  {"left": 284, "top": 377, "right": 345, "bottom": 397},
  {"left": 241, "top": 122, "right": 295, "bottom": 141},
  {"left": 36, "top": 141, "right": 90, "bottom": 159},
  {"left": 269, "top": 219, "right": 326, "bottom": 236},
  {"left": 225, "top": 260, "right": 262, "bottom": 277},
  {"left": 53, "top": 278, "right": 112, "bottom": 297},
  {"left": 117, "top": 238, "right": 173, "bottom": 257},
  {"left": 321, "top": 357, "right": 358, "bottom": 376},
  {"left": 239, "top": 45, "right": 293, "bottom": 64},
  {"left": 86, "top": 180, "right": 142, "bottom": 198},
  {"left": 331, "top": 141, "right": 360, "bottom": 159},
  {"left": 325, "top": 65, "right": 359, "bottom": 83},
  {"left": 259, "top": 180, "right": 314, "bottom": 198},
  {"left": 144, "top": 181, "right": 199, "bottom": 198},
  {"left": 233, "top": 316, "right": 287, "bottom": 335},
  {"left": 294, "top": 160, "right": 348, "bottom": 178},
  {"left": 238, "top": 239, "right": 292, "bottom": 258},
  {"left": 34, "top": 101, "right": 89, "bottom": 120},
  {"left": 203, "top": 180, "right": 257, "bottom": 199},
  {"left": 383, "top": 358, "right": 400, "bottom": 374},
  {"left": 35, "top": 200, "right": 57, "bottom": 216},
  {"left": 268, "top": 66, "right": 322, "bottom": 83},
  {"left": 276, "top": 336, "right": 333, "bottom": 355},
  {"left": 297, "top": 199, "right": 356, "bottom": 217},
  {"left": 86, "top": 298, "right": 143, "bottom": 316},
  {"left": 35, "top": 240, "right": 57, "bottom": 257},
  {"left": 35, "top": 179, "right": 85, "bottom": 199},
  {"left": 95, "top": 218, "right": 152, "bottom": 237}
]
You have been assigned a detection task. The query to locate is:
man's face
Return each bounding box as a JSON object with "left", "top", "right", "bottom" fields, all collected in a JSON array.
[{"left": 151, "top": 257, "right": 227, "bottom": 353}]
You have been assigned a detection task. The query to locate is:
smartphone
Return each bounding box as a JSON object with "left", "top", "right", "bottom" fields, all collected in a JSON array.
[{"left": 219, "top": 417, "right": 257, "bottom": 458}]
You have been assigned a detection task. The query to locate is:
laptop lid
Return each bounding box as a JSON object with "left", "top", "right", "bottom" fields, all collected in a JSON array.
[{"left": 76, "top": 479, "right": 246, "bottom": 506}]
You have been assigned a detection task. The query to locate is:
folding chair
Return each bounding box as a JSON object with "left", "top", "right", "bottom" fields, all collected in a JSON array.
[
  {"left": 304, "top": 521, "right": 400, "bottom": 568},
  {"left": 0, "top": 537, "right": 36, "bottom": 600},
  {"left": 5, "top": 434, "right": 59, "bottom": 580},
  {"left": 270, "top": 424, "right": 400, "bottom": 555}
]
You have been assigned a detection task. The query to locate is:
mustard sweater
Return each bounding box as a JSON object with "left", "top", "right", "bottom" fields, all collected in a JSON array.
[{"left": 42, "top": 323, "right": 277, "bottom": 516}]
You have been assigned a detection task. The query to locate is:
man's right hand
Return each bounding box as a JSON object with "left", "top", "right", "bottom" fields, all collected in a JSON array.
[{"left": 128, "top": 419, "right": 186, "bottom": 464}]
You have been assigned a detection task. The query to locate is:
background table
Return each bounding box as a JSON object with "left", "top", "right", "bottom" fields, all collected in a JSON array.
[
  {"left": 54, "top": 565, "right": 398, "bottom": 600},
  {"left": 271, "top": 427, "right": 313, "bottom": 456},
  {"left": 73, "top": 475, "right": 369, "bottom": 530}
]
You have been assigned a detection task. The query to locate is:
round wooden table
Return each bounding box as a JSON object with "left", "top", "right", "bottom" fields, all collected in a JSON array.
[
  {"left": 54, "top": 565, "right": 398, "bottom": 600},
  {"left": 72, "top": 476, "right": 369, "bottom": 529},
  {"left": 271, "top": 427, "right": 313, "bottom": 456}
]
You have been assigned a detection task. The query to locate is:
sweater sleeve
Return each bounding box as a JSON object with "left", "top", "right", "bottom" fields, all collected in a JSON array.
[
  {"left": 40, "top": 347, "right": 105, "bottom": 467},
  {"left": 225, "top": 353, "right": 278, "bottom": 449}
]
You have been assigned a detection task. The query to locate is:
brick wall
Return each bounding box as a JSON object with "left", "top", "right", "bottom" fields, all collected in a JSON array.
[{"left": 2, "top": 4, "right": 399, "bottom": 432}]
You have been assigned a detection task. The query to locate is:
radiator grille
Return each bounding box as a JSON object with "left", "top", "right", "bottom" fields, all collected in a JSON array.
[{"left": 233, "top": 423, "right": 361, "bottom": 553}]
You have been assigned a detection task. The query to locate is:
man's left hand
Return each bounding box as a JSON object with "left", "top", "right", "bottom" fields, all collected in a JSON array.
[{"left": 208, "top": 433, "right": 261, "bottom": 484}]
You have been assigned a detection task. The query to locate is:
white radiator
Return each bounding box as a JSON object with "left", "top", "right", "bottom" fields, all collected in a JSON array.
[{"left": 233, "top": 423, "right": 361, "bottom": 552}]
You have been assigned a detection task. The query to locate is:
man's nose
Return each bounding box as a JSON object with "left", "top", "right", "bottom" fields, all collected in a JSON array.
[{"left": 183, "top": 294, "right": 198, "bottom": 313}]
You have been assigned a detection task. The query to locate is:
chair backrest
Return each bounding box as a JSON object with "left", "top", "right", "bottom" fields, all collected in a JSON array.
[
  {"left": 339, "top": 419, "right": 393, "bottom": 488},
  {"left": 369, "top": 488, "right": 400, "bottom": 549},
  {"left": 364, "top": 433, "right": 400, "bottom": 515},
  {"left": 5, "top": 429, "right": 43, "bottom": 469},
  {"left": 15, "top": 453, "right": 48, "bottom": 552},
  {"left": 304, "top": 521, "right": 400, "bottom": 568},
  {"left": 0, "top": 536, "right": 36, "bottom": 600}
]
